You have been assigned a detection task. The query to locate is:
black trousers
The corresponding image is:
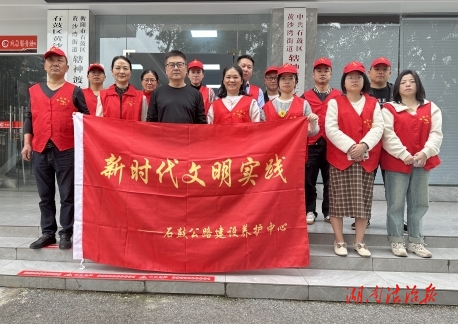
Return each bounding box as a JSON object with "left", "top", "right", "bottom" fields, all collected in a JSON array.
[
  {"left": 305, "top": 142, "right": 329, "bottom": 217},
  {"left": 32, "top": 146, "right": 74, "bottom": 236}
]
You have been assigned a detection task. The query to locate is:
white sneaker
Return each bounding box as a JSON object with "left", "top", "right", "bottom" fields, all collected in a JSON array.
[
  {"left": 334, "top": 242, "right": 348, "bottom": 256},
  {"left": 306, "top": 212, "right": 316, "bottom": 225},
  {"left": 353, "top": 242, "right": 371, "bottom": 257},
  {"left": 391, "top": 242, "right": 408, "bottom": 257},
  {"left": 407, "top": 242, "right": 432, "bottom": 258}
]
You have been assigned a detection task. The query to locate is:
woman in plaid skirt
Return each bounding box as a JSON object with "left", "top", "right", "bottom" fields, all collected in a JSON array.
[{"left": 325, "top": 61, "right": 384, "bottom": 257}]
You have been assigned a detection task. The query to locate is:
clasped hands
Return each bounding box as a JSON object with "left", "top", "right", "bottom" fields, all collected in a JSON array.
[
  {"left": 348, "top": 143, "right": 368, "bottom": 162},
  {"left": 403, "top": 151, "right": 427, "bottom": 167}
]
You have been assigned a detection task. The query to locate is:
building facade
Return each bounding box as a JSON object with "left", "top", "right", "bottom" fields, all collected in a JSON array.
[{"left": 0, "top": 0, "right": 457, "bottom": 194}]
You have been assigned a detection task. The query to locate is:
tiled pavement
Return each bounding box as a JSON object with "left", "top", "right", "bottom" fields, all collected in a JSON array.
[{"left": 1, "top": 191, "right": 457, "bottom": 305}]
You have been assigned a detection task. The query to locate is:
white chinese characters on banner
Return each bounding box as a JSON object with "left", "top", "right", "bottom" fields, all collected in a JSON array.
[{"left": 283, "top": 8, "right": 306, "bottom": 94}]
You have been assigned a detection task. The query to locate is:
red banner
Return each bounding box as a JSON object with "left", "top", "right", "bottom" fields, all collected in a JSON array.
[
  {"left": 73, "top": 114, "right": 309, "bottom": 273},
  {"left": 0, "top": 36, "right": 37, "bottom": 53},
  {"left": 18, "top": 271, "right": 215, "bottom": 282}
]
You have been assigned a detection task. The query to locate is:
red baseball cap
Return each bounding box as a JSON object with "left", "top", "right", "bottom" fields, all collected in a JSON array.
[
  {"left": 264, "top": 66, "right": 279, "bottom": 75},
  {"left": 188, "top": 59, "right": 204, "bottom": 70},
  {"left": 313, "top": 57, "right": 332, "bottom": 69},
  {"left": 44, "top": 46, "right": 67, "bottom": 60},
  {"left": 371, "top": 57, "right": 391, "bottom": 67},
  {"left": 343, "top": 61, "right": 366, "bottom": 74},
  {"left": 278, "top": 63, "right": 298, "bottom": 75},
  {"left": 87, "top": 63, "right": 105, "bottom": 74}
]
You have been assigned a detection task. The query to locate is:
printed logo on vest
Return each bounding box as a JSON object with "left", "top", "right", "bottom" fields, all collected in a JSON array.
[
  {"left": 234, "top": 110, "right": 246, "bottom": 119},
  {"left": 419, "top": 116, "right": 430, "bottom": 124},
  {"left": 364, "top": 119, "right": 372, "bottom": 129},
  {"left": 57, "top": 97, "right": 69, "bottom": 105}
]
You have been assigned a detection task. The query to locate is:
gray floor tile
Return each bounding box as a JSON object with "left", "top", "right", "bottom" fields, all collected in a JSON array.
[
  {"left": 145, "top": 281, "right": 225, "bottom": 295},
  {"left": 0, "top": 226, "right": 40, "bottom": 238},
  {"left": 0, "top": 236, "right": 36, "bottom": 248},
  {"left": 449, "top": 261, "right": 458, "bottom": 273},
  {"left": 0, "top": 260, "right": 13, "bottom": 268},
  {"left": 376, "top": 271, "right": 458, "bottom": 290},
  {"left": 0, "top": 274, "right": 66, "bottom": 290},
  {"left": 299, "top": 269, "right": 391, "bottom": 287},
  {"left": 226, "top": 283, "right": 308, "bottom": 300},
  {"left": 0, "top": 248, "right": 16, "bottom": 260},
  {"left": 66, "top": 278, "right": 145, "bottom": 292},
  {"left": 225, "top": 268, "right": 307, "bottom": 285},
  {"left": 16, "top": 246, "right": 74, "bottom": 262},
  {"left": 0, "top": 260, "right": 80, "bottom": 275}
]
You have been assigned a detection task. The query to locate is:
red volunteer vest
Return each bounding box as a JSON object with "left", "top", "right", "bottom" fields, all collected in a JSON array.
[
  {"left": 303, "top": 88, "right": 342, "bottom": 145},
  {"left": 82, "top": 88, "right": 97, "bottom": 115},
  {"left": 143, "top": 91, "right": 152, "bottom": 106},
  {"left": 262, "top": 96, "right": 304, "bottom": 121},
  {"left": 100, "top": 84, "right": 143, "bottom": 121},
  {"left": 212, "top": 96, "right": 253, "bottom": 124},
  {"left": 326, "top": 94, "right": 381, "bottom": 172},
  {"left": 199, "top": 86, "right": 211, "bottom": 114},
  {"left": 29, "top": 82, "right": 78, "bottom": 153},
  {"left": 380, "top": 102, "right": 441, "bottom": 173},
  {"left": 248, "top": 84, "right": 260, "bottom": 102}
]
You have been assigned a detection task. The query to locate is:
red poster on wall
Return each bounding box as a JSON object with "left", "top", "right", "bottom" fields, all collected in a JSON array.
[
  {"left": 0, "top": 36, "right": 37, "bottom": 53},
  {"left": 73, "top": 114, "right": 310, "bottom": 273},
  {"left": 0, "top": 121, "right": 23, "bottom": 129}
]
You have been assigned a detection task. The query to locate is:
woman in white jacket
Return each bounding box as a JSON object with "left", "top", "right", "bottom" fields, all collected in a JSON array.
[{"left": 380, "top": 69, "right": 443, "bottom": 258}]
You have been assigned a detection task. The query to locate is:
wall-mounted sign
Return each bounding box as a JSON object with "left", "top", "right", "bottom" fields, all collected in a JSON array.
[
  {"left": 0, "top": 36, "right": 37, "bottom": 53},
  {"left": 0, "top": 121, "right": 22, "bottom": 129},
  {"left": 283, "top": 8, "right": 306, "bottom": 94}
]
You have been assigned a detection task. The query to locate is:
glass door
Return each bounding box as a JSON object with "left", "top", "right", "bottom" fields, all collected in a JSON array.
[
  {"left": 128, "top": 52, "right": 235, "bottom": 92},
  {"left": 0, "top": 55, "right": 45, "bottom": 191}
]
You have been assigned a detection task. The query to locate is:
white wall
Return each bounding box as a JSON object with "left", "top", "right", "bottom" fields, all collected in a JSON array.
[{"left": 0, "top": 19, "right": 47, "bottom": 54}]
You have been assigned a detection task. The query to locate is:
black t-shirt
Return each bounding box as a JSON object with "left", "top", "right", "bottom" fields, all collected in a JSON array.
[
  {"left": 370, "top": 86, "right": 391, "bottom": 106},
  {"left": 146, "top": 85, "right": 206, "bottom": 124}
]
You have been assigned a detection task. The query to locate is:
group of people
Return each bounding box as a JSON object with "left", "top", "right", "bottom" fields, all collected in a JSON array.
[{"left": 21, "top": 46, "right": 443, "bottom": 262}]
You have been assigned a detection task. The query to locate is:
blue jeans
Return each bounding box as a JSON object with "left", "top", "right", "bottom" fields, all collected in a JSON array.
[
  {"left": 32, "top": 147, "right": 74, "bottom": 236},
  {"left": 385, "top": 168, "right": 430, "bottom": 244}
]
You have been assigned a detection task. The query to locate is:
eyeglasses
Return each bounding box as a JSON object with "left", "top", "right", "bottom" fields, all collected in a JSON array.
[
  {"left": 142, "top": 79, "right": 157, "bottom": 83},
  {"left": 346, "top": 75, "right": 363, "bottom": 81},
  {"left": 166, "top": 62, "right": 186, "bottom": 69},
  {"left": 265, "top": 77, "right": 277, "bottom": 81}
]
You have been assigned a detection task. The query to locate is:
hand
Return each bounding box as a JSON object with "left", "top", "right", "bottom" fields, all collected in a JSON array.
[
  {"left": 21, "top": 144, "right": 33, "bottom": 161},
  {"left": 403, "top": 155, "right": 414, "bottom": 165},
  {"left": 413, "top": 151, "right": 427, "bottom": 167},
  {"left": 307, "top": 113, "right": 318, "bottom": 123},
  {"left": 349, "top": 143, "right": 366, "bottom": 161}
]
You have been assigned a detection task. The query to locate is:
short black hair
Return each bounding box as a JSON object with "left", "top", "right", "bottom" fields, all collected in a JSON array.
[
  {"left": 237, "top": 54, "right": 254, "bottom": 65},
  {"left": 111, "top": 55, "right": 132, "bottom": 70},
  {"left": 340, "top": 71, "right": 370, "bottom": 94},
  {"left": 217, "top": 64, "right": 247, "bottom": 98},
  {"left": 393, "top": 69, "right": 426, "bottom": 104},
  {"left": 165, "top": 50, "right": 186, "bottom": 64},
  {"left": 141, "top": 69, "right": 159, "bottom": 83}
]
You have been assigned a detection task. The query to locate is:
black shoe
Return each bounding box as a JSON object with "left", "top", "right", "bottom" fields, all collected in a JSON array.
[
  {"left": 59, "top": 234, "right": 73, "bottom": 250},
  {"left": 29, "top": 234, "right": 56, "bottom": 249},
  {"left": 351, "top": 220, "right": 370, "bottom": 230},
  {"left": 404, "top": 221, "right": 408, "bottom": 233},
  {"left": 324, "top": 215, "right": 331, "bottom": 223}
]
